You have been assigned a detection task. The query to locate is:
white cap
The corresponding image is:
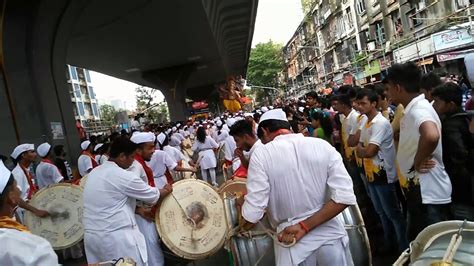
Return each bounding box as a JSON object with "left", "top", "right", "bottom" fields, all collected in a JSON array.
[
  {"left": 269, "top": 106, "right": 274, "bottom": 110},
  {"left": 130, "top": 132, "right": 155, "bottom": 144},
  {"left": 169, "top": 136, "right": 181, "bottom": 146},
  {"left": 298, "top": 106, "right": 305, "bottom": 113},
  {"left": 226, "top": 118, "right": 236, "bottom": 127},
  {"left": 172, "top": 127, "right": 177, "bottom": 132},
  {"left": 166, "top": 129, "right": 172, "bottom": 135},
  {"left": 244, "top": 113, "right": 253, "bottom": 117},
  {"left": 156, "top": 132, "right": 166, "bottom": 145},
  {"left": 0, "top": 160, "right": 11, "bottom": 194},
  {"left": 259, "top": 109, "right": 288, "bottom": 123},
  {"left": 176, "top": 123, "right": 181, "bottom": 128},
  {"left": 80, "top": 140, "right": 91, "bottom": 151},
  {"left": 37, "top": 143, "right": 51, "bottom": 158},
  {"left": 261, "top": 106, "right": 269, "bottom": 113},
  {"left": 11, "top": 144, "right": 35, "bottom": 160},
  {"left": 93, "top": 143, "right": 104, "bottom": 152},
  {"left": 216, "top": 120, "right": 223, "bottom": 127}
]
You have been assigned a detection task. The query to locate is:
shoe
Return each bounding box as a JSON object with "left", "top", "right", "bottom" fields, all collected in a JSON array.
[{"left": 212, "top": 182, "right": 219, "bottom": 187}]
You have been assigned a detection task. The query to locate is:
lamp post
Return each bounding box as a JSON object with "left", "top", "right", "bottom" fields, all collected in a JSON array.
[{"left": 297, "top": 45, "right": 327, "bottom": 88}]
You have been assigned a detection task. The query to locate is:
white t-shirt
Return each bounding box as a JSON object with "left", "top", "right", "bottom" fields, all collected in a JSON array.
[
  {"left": 35, "top": 161, "right": 64, "bottom": 189},
  {"left": 341, "top": 109, "right": 359, "bottom": 157},
  {"left": 360, "top": 113, "right": 398, "bottom": 183},
  {"left": 398, "top": 94, "right": 452, "bottom": 204},
  {"left": 147, "top": 150, "right": 177, "bottom": 188},
  {"left": 78, "top": 154, "right": 93, "bottom": 177}
]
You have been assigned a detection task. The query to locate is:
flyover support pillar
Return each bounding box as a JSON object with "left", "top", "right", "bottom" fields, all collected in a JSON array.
[{"left": 162, "top": 87, "right": 188, "bottom": 122}]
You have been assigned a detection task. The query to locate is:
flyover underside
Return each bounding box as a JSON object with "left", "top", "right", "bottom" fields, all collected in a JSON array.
[{"left": 0, "top": 0, "right": 257, "bottom": 161}]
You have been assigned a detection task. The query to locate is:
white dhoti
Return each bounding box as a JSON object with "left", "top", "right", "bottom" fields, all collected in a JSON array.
[
  {"left": 135, "top": 214, "right": 164, "bottom": 266},
  {"left": 84, "top": 227, "right": 147, "bottom": 266},
  {"left": 297, "top": 237, "right": 352, "bottom": 266}
]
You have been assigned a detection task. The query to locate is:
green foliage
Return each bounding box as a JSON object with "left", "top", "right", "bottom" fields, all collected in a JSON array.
[
  {"left": 247, "top": 41, "right": 284, "bottom": 104},
  {"left": 99, "top": 104, "right": 118, "bottom": 122},
  {"left": 135, "top": 86, "right": 169, "bottom": 123},
  {"left": 301, "top": 0, "right": 316, "bottom": 14}
]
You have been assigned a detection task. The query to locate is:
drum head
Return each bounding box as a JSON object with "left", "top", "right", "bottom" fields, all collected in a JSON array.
[
  {"left": 24, "top": 183, "right": 84, "bottom": 250},
  {"left": 156, "top": 179, "right": 227, "bottom": 260},
  {"left": 218, "top": 178, "right": 247, "bottom": 197},
  {"left": 79, "top": 175, "right": 88, "bottom": 189}
]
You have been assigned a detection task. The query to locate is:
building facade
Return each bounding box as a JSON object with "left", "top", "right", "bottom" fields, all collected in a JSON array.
[
  {"left": 283, "top": 0, "right": 474, "bottom": 96},
  {"left": 66, "top": 65, "right": 100, "bottom": 122}
]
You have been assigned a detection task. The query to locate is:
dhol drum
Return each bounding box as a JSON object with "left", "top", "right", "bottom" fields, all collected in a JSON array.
[
  {"left": 221, "top": 178, "right": 275, "bottom": 266},
  {"left": 336, "top": 204, "right": 372, "bottom": 266},
  {"left": 24, "top": 183, "right": 84, "bottom": 250},
  {"left": 156, "top": 179, "right": 227, "bottom": 260},
  {"left": 394, "top": 220, "right": 474, "bottom": 266}
]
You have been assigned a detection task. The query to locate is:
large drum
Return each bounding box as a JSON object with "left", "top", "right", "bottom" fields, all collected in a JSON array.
[
  {"left": 336, "top": 204, "right": 372, "bottom": 266},
  {"left": 24, "top": 183, "right": 84, "bottom": 250},
  {"left": 394, "top": 220, "right": 474, "bottom": 266},
  {"left": 156, "top": 179, "right": 227, "bottom": 260}
]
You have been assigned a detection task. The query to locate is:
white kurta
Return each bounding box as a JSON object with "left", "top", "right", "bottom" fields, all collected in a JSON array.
[
  {"left": 129, "top": 160, "right": 165, "bottom": 266},
  {"left": 147, "top": 150, "right": 177, "bottom": 188},
  {"left": 242, "top": 134, "right": 357, "bottom": 266},
  {"left": 95, "top": 154, "right": 109, "bottom": 165},
  {"left": 223, "top": 135, "right": 237, "bottom": 161},
  {"left": 35, "top": 162, "right": 64, "bottom": 189},
  {"left": 0, "top": 228, "right": 59, "bottom": 265},
  {"left": 192, "top": 136, "right": 218, "bottom": 170},
  {"left": 78, "top": 154, "right": 93, "bottom": 177},
  {"left": 11, "top": 165, "right": 31, "bottom": 201},
  {"left": 163, "top": 145, "right": 186, "bottom": 163},
  {"left": 83, "top": 161, "right": 160, "bottom": 266}
]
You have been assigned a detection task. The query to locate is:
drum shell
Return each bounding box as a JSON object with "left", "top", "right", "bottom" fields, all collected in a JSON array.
[{"left": 336, "top": 204, "right": 372, "bottom": 266}]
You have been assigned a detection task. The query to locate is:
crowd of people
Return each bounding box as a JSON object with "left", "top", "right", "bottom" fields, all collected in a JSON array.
[{"left": 0, "top": 61, "right": 473, "bottom": 265}]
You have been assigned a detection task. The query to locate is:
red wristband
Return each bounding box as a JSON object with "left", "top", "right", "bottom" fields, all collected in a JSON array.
[{"left": 299, "top": 221, "right": 310, "bottom": 234}]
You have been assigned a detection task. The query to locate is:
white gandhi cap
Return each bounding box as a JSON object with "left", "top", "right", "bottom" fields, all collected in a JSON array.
[
  {"left": 11, "top": 144, "right": 35, "bottom": 160},
  {"left": 80, "top": 140, "right": 91, "bottom": 151},
  {"left": 259, "top": 109, "right": 288, "bottom": 123},
  {"left": 93, "top": 143, "right": 104, "bottom": 152},
  {"left": 37, "top": 143, "right": 51, "bottom": 158},
  {"left": 156, "top": 132, "right": 166, "bottom": 145},
  {"left": 0, "top": 160, "right": 11, "bottom": 194},
  {"left": 130, "top": 132, "right": 156, "bottom": 144}
]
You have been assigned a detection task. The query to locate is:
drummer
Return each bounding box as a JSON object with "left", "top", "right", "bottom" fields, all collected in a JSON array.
[
  {"left": 35, "top": 142, "right": 64, "bottom": 189},
  {"left": 0, "top": 161, "right": 59, "bottom": 265},
  {"left": 78, "top": 140, "right": 98, "bottom": 177},
  {"left": 10, "top": 144, "right": 49, "bottom": 222},
  {"left": 129, "top": 132, "right": 169, "bottom": 266},
  {"left": 241, "top": 109, "right": 357, "bottom": 266},
  {"left": 229, "top": 119, "right": 263, "bottom": 168},
  {"left": 83, "top": 137, "right": 171, "bottom": 266}
]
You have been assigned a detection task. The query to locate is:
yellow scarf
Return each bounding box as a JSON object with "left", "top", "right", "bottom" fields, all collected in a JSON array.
[{"left": 0, "top": 216, "right": 30, "bottom": 232}]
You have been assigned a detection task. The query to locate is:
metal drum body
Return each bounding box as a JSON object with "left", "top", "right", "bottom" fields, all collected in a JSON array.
[
  {"left": 24, "top": 183, "right": 84, "bottom": 250},
  {"left": 222, "top": 179, "right": 275, "bottom": 266},
  {"left": 336, "top": 204, "right": 372, "bottom": 266},
  {"left": 401, "top": 221, "right": 474, "bottom": 266}
]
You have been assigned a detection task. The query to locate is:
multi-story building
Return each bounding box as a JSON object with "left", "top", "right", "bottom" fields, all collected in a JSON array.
[
  {"left": 66, "top": 65, "right": 100, "bottom": 122},
  {"left": 283, "top": 0, "right": 474, "bottom": 94}
]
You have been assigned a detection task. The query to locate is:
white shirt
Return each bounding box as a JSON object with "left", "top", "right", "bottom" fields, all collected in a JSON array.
[
  {"left": 192, "top": 136, "right": 219, "bottom": 169},
  {"left": 147, "top": 150, "right": 177, "bottom": 188},
  {"left": 83, "top": 161, "right": 160, "bottom": 265},
  {"left": 163, "top": 146, "right": 186, "bottom": 163},
  {"left": 95, "top": 154, "right": 109, "bottom": 165},
  {"left": 128, "top": 160, "right": 148, "bottom": 183},
  {"left": 78, "top": 154, "right": 93, "bottom": 177},
  {"left": 398, "top": 94, "right": 452, "bottom": 204},
  {"left": 247, "top": 139, "right": 263, "bottom": 159},
  {"left": 343, "top": 109, "right": 360, "bottom": 137},
  {"left": 0, "top": 228, "right": 59, "bottom": 265},
  {"left": 35, "top": 161, "right": 64, "bottom": 189},
  {"left": 11, "top": 165, "right": 31, "bottom": 200},
  {"left": 359, "top": 113, "right": 398, "bottom": 183},
  {"left": 223, "top": 135, "right": 237, "bottom": 161},
  {"left": 243, "top": 134, "right": 356, "bottom": 265}
]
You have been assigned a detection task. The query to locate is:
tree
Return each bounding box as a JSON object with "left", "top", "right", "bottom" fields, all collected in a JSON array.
[
  {"left": 301, "top": 0, "right": 316, "bottom": 14},
  {"left": 135, "top": 86, "right": 169, "bottom": 123},
  {"left": 247, "top": 40, "right": 284, "bottom": 104},
  {"left": 99, "top": 104, "right": 118, "bottom": 122}
]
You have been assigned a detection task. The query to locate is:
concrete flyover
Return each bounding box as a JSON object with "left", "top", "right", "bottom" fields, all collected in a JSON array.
[{"left": 0, "top": 0, "right": 257, "bottom": 161}]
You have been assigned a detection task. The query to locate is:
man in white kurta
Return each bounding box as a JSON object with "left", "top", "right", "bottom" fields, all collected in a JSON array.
[
  {"left": 35, "top": 143, "right": 64, "bottom": 189},
  {"left": 83, "top": 160, "right": 161, "bottom": 266},
  {"left": 242, "top": 109, "right": 357, "bottom": 266}
]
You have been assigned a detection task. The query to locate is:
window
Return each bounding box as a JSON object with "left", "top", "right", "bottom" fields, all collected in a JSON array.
[
  {"left": 77, "top": 102, "right": 85, "bottom": 116},
  {"left": 356, "top": 0, "right": 366, "bottom": 15},
  {"left": 73, "top": 84, "right": 81, "bottom": 98},
  {"left": 92, "top": 103, "right": 99, "bottom": 117},
  {"left": 70, "top": 66, "right": 78, "bottom": 80},
  {"left": 85, "top": 69, "right": 91, "bottom": 83},
  {"left": 88, "top": 86, "right": 95, "bottom": 99},
  {"left": 374, "top": 21, "right": 385, "bottom": 45},
  {"left": 454, "top": 0, "right": 470, "bottom": 10},
  {"left": 345, "top": 8, "right": 354, "bottom": 29}
]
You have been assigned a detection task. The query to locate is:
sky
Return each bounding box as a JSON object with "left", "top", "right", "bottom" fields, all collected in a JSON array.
[{"left": 91, "top": 0, "right": 303, "bottom": 111}]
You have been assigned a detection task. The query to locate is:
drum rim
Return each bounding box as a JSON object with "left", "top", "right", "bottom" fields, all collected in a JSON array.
[
  {"left": 24, "top": 183, "right": 84, "bottom": 250},
  {"left": 217, "top": 178, "right": 246, "bottom": 195},
  {"left": 155, "top": 179, "right": 228, "bottom": 260}
]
